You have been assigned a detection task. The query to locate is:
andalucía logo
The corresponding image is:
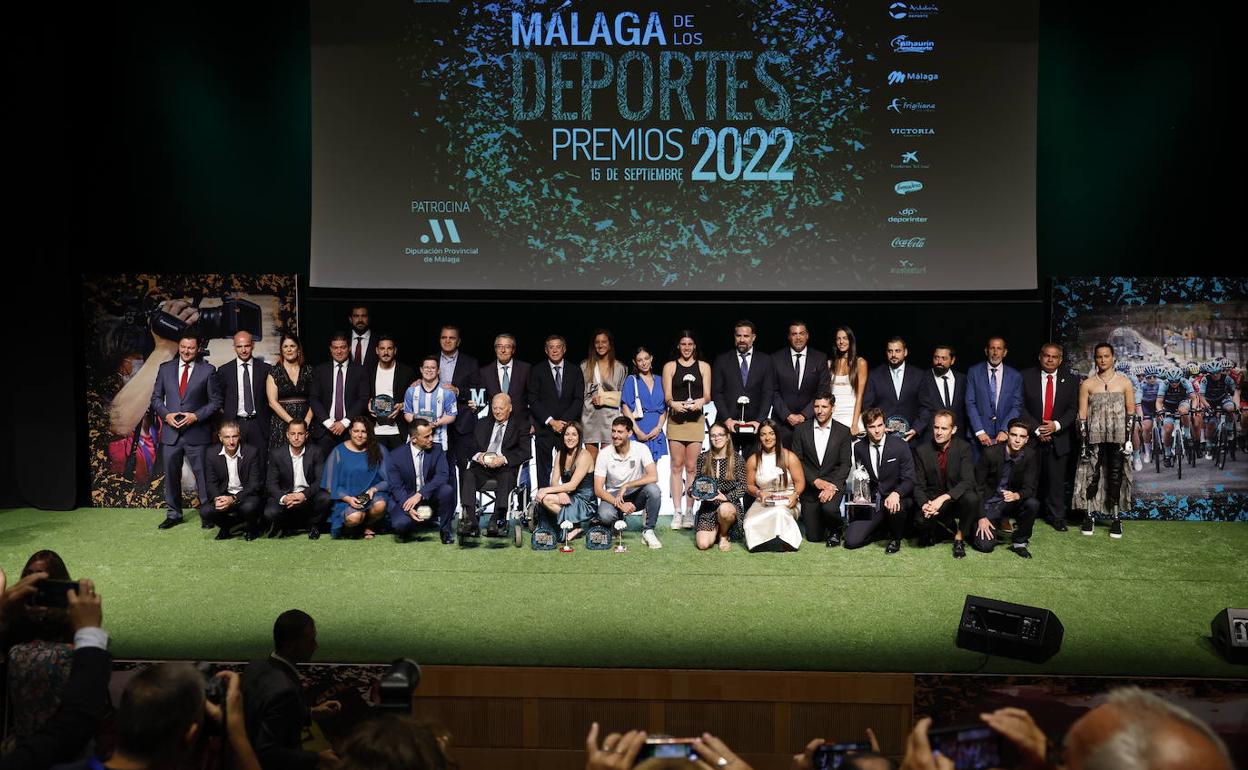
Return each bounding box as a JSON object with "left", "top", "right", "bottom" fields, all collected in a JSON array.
[
  {"left": 889, "top": 3, "right": 940, "bottom": 19},
  {"left": 891, "top": 35, "right": 934, "bottom": 54}
]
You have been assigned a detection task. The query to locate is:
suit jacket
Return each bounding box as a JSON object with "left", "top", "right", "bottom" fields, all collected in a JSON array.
[
  {"left": 472, "top": 415, "right": 532, "bottom": 467},
  {"left": 348, "top": 331, "right": 379, "bottom": 369},
  {"left": 862, "top": 363, "right": 927, "bottom": 436},
  {"left": 241, "top": 656, "right": 317, "bottom": 770},
  {"left": 442, "top": 352, "right": 481, "bottom": 436},
  {"left": 1020, "top": 366, "right": 1079, "bottom": 456},
  {"left": 385, "top": 442, "right": 452, "bottom": 504},
  {"left": 526, "top": 360, "right": 584, "bottom": 429},
  {"left": 216, "top": 358, "right": 272, "bottom": 423},
  {"left": 0, "top": 646, "right": 112, "bottom": 770},
  {"left": 712, "top": 349, "right": 776, "bottom": 423},
  {"left": 365, "top": 361, "right": 416, "bottom": 429},
  {"left": 965, "top": 362, "right": 1023, "bottom": 439},
  {"left": 266, "top": 444, "right": 327, "bottom": 501},
  {"left": 770, "top": 347, "right": 829, "bottom": 421},
  {"left": 151, "top": 357, "right": 223, "bottom": 446},
  {"left": 854, "top": 434, "right": 916, "bottom": 501},
  {"left": 917, "top": 370, "right": 969, "bottom": 442},
  {"left": 913, "top": 439, "right": 977, "bottom": 506},
  {"left": 481, "top": 359, "right": 532, "bottom": 424},
  {"left": 205, "top": 447, "right": 263, "bottom": 500},
  {"left": 789, "top": 418, "right": 852, "bottom": 498},
  {"left": 975, "top": 442, "right": 1040, "bottom": 502},
  {"left": 308, "top": 360, "right": 369, "bottom": 435}
]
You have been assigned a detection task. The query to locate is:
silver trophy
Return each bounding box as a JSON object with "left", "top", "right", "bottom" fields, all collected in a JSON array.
[
  {"left": 613, "top": 519, "right": 628, "bottom": 552},
  {"left": 682, "top": 373, "right": 696, "bottom": 402},
  {"left": 735, "top": 396, "right": 756, "bottom": 433},
  {"left": 846, "top": 458, "right": 875, "bottom": 521}
]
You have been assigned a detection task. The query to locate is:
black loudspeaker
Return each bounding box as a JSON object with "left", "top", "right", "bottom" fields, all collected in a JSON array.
[
  {"left": 956, "top": 595, "right": 1064, "bottom": 663},
  {"left": 1211, "top": 608, "right": 1248, "bottom": 664}
]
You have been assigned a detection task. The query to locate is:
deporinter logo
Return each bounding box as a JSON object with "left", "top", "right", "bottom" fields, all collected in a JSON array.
[
  {"left": 891, "top": 35, "right": 935, "bottom": 54},
  {"left": 887, "top": 70, "right": 939, "bottom": 85},
  {"left": 420, "top": 219, "right": 462, "bottom": 244},
  {"left": 888, "top": 207, "right": 929, "bottom": 224}
]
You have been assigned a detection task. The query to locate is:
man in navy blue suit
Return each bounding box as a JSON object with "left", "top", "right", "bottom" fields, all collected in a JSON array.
[
  {"left": 851, "top": 408, "right": 916, "bottom": 553},
  {"left": 965, "top": 336, "right": 1023, "bottom": 458},
  {"left": 862, "top": 336, "right": 926, "bottom": 443},
  {"left": 712, "top": 319, "right": 776, "bottom": 455},
  {"left": 215, "top": 331, "right": 271, "bottom": 461},
  {"left": 151, "top": 333, "right": 223, "bottom": 528},
  {"left": 385, "top": 418, "right": 457, "bottom": 544}
]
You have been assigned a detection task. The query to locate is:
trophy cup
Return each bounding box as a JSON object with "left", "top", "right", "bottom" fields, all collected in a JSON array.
[
  {"left": 559, "top": 520, "right": 575, "bottom": 553},
  {"left": 846, "top": 459, "right": 875, "bottom": 522},
  {"left": 613, "top": 519, "right": 628, "bottom": 552},
  {"left": 682, "top": 373, "right": 697, "bottom": 402},
  {"left": 735, "top": 396, "right": 756, "bottom": 433}
]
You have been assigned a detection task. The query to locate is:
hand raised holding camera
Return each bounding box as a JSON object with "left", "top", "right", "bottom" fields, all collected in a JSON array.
[{"left": 67, "top": 578, "right": 103, "bottom": 631}]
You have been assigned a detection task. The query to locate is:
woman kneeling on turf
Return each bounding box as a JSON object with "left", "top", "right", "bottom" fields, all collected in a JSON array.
[
  {"left": 693, "top": 422, "right": 746, "bottom": 552},
  {"left": 533, "top": 421, "right": 596, "bottom": 541},
  {"left": 324, "top": 417, "right": 390, "bottom": 539}
]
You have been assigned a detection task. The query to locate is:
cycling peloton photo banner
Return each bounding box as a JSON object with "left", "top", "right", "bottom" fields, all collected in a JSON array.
[{"left": 1051, "top": 276, "right": 1247, "bottom": 521}]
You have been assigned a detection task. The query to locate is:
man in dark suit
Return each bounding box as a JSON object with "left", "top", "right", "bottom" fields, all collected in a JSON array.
[
  {"left": 437, "top": 324, "right": 481, "bottom": 483},
  {"left": 242, "top": 610, "right": 337, "bottom": 770},
  {"left": 966, "top": 336, "right": 1024, "bottom": 458},
  {"left": 462, "top": 393, "right": 533, "bottom": 536},
  {"left": 151, "top": 333, "right": 223, "bottom": 529},
  {"left": 308, "top": 332, "right": 369, "bottom": 456},
  {"left": 851, "top": 408, "right": 916, "bottom": 553},
  {"left": 526, "top": 335, "right": 583, "bottom": 489},
  {"left": 204, "top": 420, "right": 264, "bottom": 540},
  {"left": 861, "top": 336, "right": 926, "bottom": 442},
  {"left": 790, "top": 392, "right": 852, "bottom": 546},
  {"left": 973, "top": 418, "right": 1041, "bottom": 557},
  {"left": 480, "top": 333, "right": 532, "bottom": 432},
  {"left": 712, "top": 320, "right": 776, "bottom": 454},
  {"left": 347, "top": 305, "right": 377, "bottom": 369},
  {"left": 215, "top": 331, "right": 271, "bottom": 460},
  {"left": 1021, "top": 343, "right": 1079, "bottom": 532},
  {"left": 264, "top": 420, "right": 332, "bottom": 539},
  {"left": 771, "top": 320, "right": 829, "bottom": 448},
  {"left": 913, "top": 409, "right": 981, "bottom": 558},
  {"left": 385, "top": 419, "right": 456, "bottom": 544},
  {"left": 365, "top": 334, "right": 415, "bottom": 451},
  {"left": 917, "top": 344, "right": 968, "bottom": 444}
]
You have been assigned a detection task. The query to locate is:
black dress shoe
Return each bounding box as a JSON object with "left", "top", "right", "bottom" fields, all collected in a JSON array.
[
  {"left": 308, "top": 527, "right": 321, "bottom": 540},
  {"left": 244, "top": 531, "right": 259, "bottom": 542},
  {"left": 201, "top": 518, "right": 215, "bottom": 529},
  {"left": 1011, "top": 544, "right": 1033, "bottom": 559},
  {"left": 441, "top": 532, "right": 455, "bottom": 544},
  {"left": 952, "top": 540, "right": 966, "bottom": 559},
  {"left": 1050, "top": 519, "right": 1068, "bottom": 532},
  {"left": 158, "top": 518, "right": 184, "bottom": 530},
  {"left": 885, "top": 539, "right": 901, "bottom": 554},
  {"left": 214, "top": 528, "right": 232, "bottom": 541},
  {"left": 825, "top": 532, "right": 842, "bottom": 548}
]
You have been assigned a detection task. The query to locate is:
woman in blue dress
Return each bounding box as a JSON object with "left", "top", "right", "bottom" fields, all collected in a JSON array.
[
  {"left": 621, "top": 347, "right": 669, "bottom": 463},
  {"left": 323, "top": 417, "right": 390, "bottom": 539},
  {"left": 533, "top": 421, "right": 596, "bottom": 540}
]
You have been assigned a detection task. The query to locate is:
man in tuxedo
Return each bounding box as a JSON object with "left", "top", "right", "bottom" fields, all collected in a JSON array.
[
  {"left": 771, "top": 320, "right": 829, "bottom": 448},
  {"left": 437, "top": 325, "right": 481, "bottom": 483},
  {"left": 481, "top": 333, "right": 532, "bottom": 431},
  {"left": 526, "top": 335, "right": 583, "bottom": 489},
  {"left": 215, "top": 331, "right": 271, "bottom": 460},
  {"left": 965, "top": 336, "right": 1023, "bottom": 458},
  {"left": 366, "top": 335, "right": 415, "bottom": 451},
  {"left": 151, "top": 333, "right": 223, "bottom": 529},
  {"left": 347, "top": 305, "right": 377, "bottom": 368},
  {"left": 861, "top": 336, "right": 925, "bottom": 442},
  {"left": 913, "top": 410, "right": 981, "bottom": 558},
  {"left": 972, "top": 419, "right": 1041, "bottom": 557},
  {"left": 712, "top": 319, "right": 776, "bottom": 454},
  {"left": 1021, "top": 343, "right": 1079, "bottom": 532},
  {"left": 790, "top": 392, "right": 852, "bottom": 546},
  {"left": 918, "top": 344, "right": 968, "bottom": 444},
  {"left": 308, "top": 332, "right": 368, "bottom": 456},
  {"left": 264, "top": 420, "right": 332, "bottom": 539},
  {"left": 204, "top": 420, "right": 263, "bottom": 540},
  {"left": 461, "top": 393, "right": 532, "bottom": 536},
  {"left": 242, "top": 610, "right": 338, "bottom": 770},
  {"left": 385, "top": 419, "right": 456, "bottom": 544},
  {"left": 851, "top": 408, "right": 915, "bottom": 553}
]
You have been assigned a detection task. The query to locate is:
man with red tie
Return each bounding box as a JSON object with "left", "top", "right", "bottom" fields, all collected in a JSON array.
[
  {"left": 1021, "top": 343, "right": 1079, "bottom": 531},
  {"left": 151, "top": 333, "right": 223, "bottom": 528},
  {"left": 309, "top": 333, "right": 369, "bottom": 457},
  {"left": 347, "top": 305, "right": 377, "bottom": 369}
]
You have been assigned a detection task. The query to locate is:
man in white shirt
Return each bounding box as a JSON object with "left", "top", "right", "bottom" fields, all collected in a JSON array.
[
  {"left": 204, "top": 420, "right": 263, "bottom": 540},
  {"left": 593, "top": 416, "right": 663, "bottom": 548},
  {"left": 366, "top": 335, "right": 414, "bottom": 451},
  {"left": 264, "top": 420, "right": 332, "bottom": 539}
]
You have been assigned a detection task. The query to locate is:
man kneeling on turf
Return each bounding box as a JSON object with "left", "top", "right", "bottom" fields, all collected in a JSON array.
[
  {"left": 594, "top": 416, "right": 663, "bottom": 549},
  {"left": 972, "top": 417, "right": 1040, "bottom": 558},
  {"left": 385, "top": 418, "right": 456, "bottom": 544}
]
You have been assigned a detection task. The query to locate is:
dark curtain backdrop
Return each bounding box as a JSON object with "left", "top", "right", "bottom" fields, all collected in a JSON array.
[{"left": 3, "top": 1, "right": 1237, "bottom": 509}]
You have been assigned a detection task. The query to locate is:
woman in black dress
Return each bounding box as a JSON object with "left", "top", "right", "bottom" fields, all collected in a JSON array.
[{"left": 265, "top": 333, "right": 313, "bottom": 450}]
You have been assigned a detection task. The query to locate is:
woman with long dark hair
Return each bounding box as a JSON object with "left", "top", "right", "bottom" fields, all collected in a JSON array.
[
  {"left": 580, "top": 329, "right": 627, "bottom": 456},
  {"left": 743, "top": 420, "right": 806, "bottom": 551},
  {"left": 323, "top": 417, "right": 390, "bottom": 538},
  {"left": 621, "top": 346, "right": 668, "bottom": 464},
  {"left": 533, "top": 421, "right": 596, "bottom": 541},
  {"left": 828, "top": 326, "right": 868, "bottom": 435},
  {"left": 266, "top": 333, "right": 314, "bottom": 449},
  {"left": 662, "top": 330, "right": 712, "bottom": 529}
]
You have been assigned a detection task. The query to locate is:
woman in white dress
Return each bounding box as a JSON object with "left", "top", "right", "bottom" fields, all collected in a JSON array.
[
  {"left": 827, "top": 325, "right": 869, "bottom": 435},
  {"left": 743, "top": 420, "right": 806, "bottom": 551}
]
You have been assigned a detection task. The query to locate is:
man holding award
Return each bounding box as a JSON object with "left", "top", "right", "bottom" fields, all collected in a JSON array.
[
  {"left": 712, "top": 320, "right": 775, "bottom": 455},
  {"left": 460, "top": 394, "right": 531, "bottom": 536},
  {"left": 366, "top": 335, "right": 414, "bottom": 451},
  {"left": 850, "top": 408, "right": 916, "bottom": 553}
]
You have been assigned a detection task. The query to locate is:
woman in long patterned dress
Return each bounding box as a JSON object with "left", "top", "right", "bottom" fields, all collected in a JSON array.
[
  {"left": 266, "top": 333, "right": 314, "bottom": 450},
  {"left": 693, "top": 422, "right": 746, "bottom": 551},
  {"left": 1072, "top": 342, "right": 1135, "bottom": 539}
]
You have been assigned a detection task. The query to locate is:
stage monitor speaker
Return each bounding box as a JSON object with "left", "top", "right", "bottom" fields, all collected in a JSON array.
[
  {"left": 1210, "top": 608, "right": 1248, "bottom": 664},
  {"left": 956, "top": 595, "right": 1064, "bottom": 663}
]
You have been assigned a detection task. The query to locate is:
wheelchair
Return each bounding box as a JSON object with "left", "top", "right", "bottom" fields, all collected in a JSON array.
[{"left": 458, "top": 478, "right": 532, "bottom": 547}]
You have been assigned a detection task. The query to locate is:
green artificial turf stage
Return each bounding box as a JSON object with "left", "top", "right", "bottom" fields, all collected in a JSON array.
[{"left": 1, "top": 509, "right": 1243, "bottom": 677}]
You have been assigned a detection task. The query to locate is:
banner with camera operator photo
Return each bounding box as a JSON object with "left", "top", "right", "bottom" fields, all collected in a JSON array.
[
  {"left": 82, "top": 273, "right": 299, "bottom": 508},
  {"left": 1051, "top": 276, "right": 1247, "bottom": 521}
]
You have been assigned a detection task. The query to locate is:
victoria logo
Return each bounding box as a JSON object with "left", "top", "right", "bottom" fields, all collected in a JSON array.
[
  {"left": 889, "top": 127, "right": 935, "bottom": 136},
  {"left": 891, "top": 35, "right": 935, "bottom": 54},
  {"left": 894, "top": 180, "right": 924, "bottom": 195},
  {"left": 887, "top": 70, "right": 939, "bottom": 85},
  {"left": 419, "top": 218, "right": 462, "bottom": 244}
]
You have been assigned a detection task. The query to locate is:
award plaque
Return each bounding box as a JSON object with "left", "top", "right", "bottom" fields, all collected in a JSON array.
[
  {"left": 370, "top": 394, "right": 395, "bottom": 419},
  {"left": 585, "top": 525, "right": 613, "bottom": 550},
  {"left": 885, "top": 415, "right": 911, "bottom": 435},
  {"left": 355, "top": 492, "right": 373, "bottom": 508},
  {"left": 691, "top": 475, "right": 719, "bottom": 501},
  {"left": 481, "top": 452, "right": 500, "bottom": 466},
  {"left": 413, "top": 505, "right": 433, "bottom": 522},
  {"left": 531, "top": 525, "right": 557, "bottom": 551}
]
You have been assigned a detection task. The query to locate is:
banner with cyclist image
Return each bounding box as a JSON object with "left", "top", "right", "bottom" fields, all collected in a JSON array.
[{"left": 1052, "top": 277, "right": 1246, "bottom": 520}]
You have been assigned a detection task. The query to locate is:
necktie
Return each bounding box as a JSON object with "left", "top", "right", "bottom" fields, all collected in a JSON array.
[
  {"left": 793, "top": 352, "right": 803, "bottom": 381},
  {"left": 989, "top": 367, "right": 999, "bottom": 409},
  {"left": 242, "top": 361, "right": 254, "bottom": 416},
  {"left": 414, "top": 450, "right": 424, "bottom": 491},
  {"left": 488, "top": 422, "right": 505, "bottom": 453},
  {"left": 1043, "top": 373, "right": 1055, "bottom": 422},
  {"left": 333, "top": 364, "right": 345, "bottom": 421},
  {"left": 942, "top": 375, "right": 952, "bottom": 407},
  {"left": 554, "top": 366, "right": 563, "bottom": 397},
  {"left": 740, "top": 353, "right": 749, "bottom": 386},
  {"left": 178, "top": 362, "right": 189, "bottom": 398},
  {"left": 892, "top": 367, "right": 903, "bottom": 399},
  {"left": 354, "top": 337, "right": 363, "bottom": 366},
  {"left": 501, "top": 365, "right": 511, "bottom": 393},
  {"left": 873, "top": 444, "right": 882, "bottom": 477}
]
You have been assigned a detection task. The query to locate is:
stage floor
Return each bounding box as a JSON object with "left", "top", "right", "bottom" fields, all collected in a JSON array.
[{"left": 1, "top": 509, "right": 1243, "bottom": 677}]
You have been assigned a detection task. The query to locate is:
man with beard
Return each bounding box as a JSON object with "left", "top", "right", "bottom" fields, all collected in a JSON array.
[{"left": 862, "top": 336, "right": 925, "bottom": 442}]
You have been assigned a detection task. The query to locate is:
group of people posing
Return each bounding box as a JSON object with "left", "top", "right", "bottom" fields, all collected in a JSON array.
[{"left": 148, "top": 306, "right": 1159, "bottom": 556}]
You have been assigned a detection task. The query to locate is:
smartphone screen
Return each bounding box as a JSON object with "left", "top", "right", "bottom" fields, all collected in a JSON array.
[
  {"left": 636, "top": 738, "right": 699, "bottom": 764},
  {"left": 812, "top": 741, "right": 872, "bottom": 770},
  {"left": 928, "top": 725, "right": 1010, "bottom": 770},
  {"left": 32, "top": 579, "right": 80, "bottom": 608}
]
